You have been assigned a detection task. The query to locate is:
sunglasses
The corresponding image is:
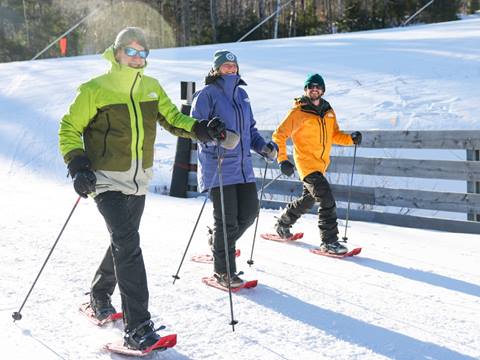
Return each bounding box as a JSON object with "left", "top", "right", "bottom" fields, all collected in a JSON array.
[
  {"left": 307, "top": 83, "right": 323, "bottom": 90},
  {"left": 124, "top": 47, "right": 149, "bottom": 59}
]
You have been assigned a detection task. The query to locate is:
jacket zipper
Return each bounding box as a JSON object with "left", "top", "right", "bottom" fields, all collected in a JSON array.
[
  {"left": 232, "top": 85, "right": 246, "bottom": 182},
  {"left": 319, "top": 115, "right": 327, "bottom": 168},
  {"left": 130, "top": 72, "right": 141, "bottom": 194},
  {"left": 101, "top": 113, "right": 111, "bottom": 157}
]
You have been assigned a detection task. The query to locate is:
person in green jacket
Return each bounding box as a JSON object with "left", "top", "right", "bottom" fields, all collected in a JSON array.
[{"left": 59, "top": 27, "right": 224, "bottom": 350}]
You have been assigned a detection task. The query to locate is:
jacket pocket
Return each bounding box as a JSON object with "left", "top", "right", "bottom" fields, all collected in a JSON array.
[
  {"left": 141, "top": 100, "right": 159, "bottom": 169},
  {"left": 101, "top": 113, "right": 111, "bottom": 157}
]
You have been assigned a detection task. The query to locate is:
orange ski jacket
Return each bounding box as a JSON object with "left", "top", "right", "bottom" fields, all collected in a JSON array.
[{"left": 272, "top": 97, "right": 353, "bottom": 180}]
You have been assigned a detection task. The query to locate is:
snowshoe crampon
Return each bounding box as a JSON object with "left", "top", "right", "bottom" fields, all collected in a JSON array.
[
  {"left": 104, "top": 334, "right": 177, "bottom": 356},
  {"left": 310, "top": 247, "right": 362, "bottom": 258},
  {"left": 202, "top": 276, "right": 258, "bottom": 292},
  {"left": 79, "top": 303, "right": 122, "bottom": 326},
  {"left": 191, "top": 248, "right": 241, "bottom": 264},
  {"left": 260, "top": 232, "right": 304, "bottom": 243}
]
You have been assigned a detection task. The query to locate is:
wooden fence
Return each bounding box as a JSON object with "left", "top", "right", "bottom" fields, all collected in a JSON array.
[
  {"left": 179, "top": 130, "right": 480, "bottom": 234},
  {"left": 258, "top": 130, "right": 480, "bottom": 234}
]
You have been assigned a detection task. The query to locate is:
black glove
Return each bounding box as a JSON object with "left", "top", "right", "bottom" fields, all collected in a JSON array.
[
  {"left": 73, "top": 170, "right": 97, "bottom": 198},
  {"left": 193, "top": 117, "right": 226, "bottom": 143},
  {"left": 67, "top": 155, "right": 91, "bottom": 178},
  {"left": 67, "top": 155, "right": 96, "bottom": 197},
  {"left": 207, "top": 117, "right": 227, "bottom": 140},
  {"left": 261, "top": 141, "right": 278, "bottom": 161},
  {"left": 351, "top": 131, "right": 362, "bottom": 145},
  {"left": 279, "top": 160, "right": 295, "bottom": 177}
]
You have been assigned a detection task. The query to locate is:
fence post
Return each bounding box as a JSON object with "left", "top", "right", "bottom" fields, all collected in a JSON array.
[
  {"left": 467, "top": 149, "right": 480, "bottom": 221},
  {"left": 169, "top": 81, "right": 196, "bottom": 198}
]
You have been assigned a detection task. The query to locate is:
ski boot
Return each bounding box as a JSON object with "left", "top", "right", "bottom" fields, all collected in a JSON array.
[
  {"left": 214, "top": 272, "right": 244, "bottom": 288},
  {"left": 275, "top": 220, "right": 293, "bottom": 239},
  {"left": 124, "top": 320, "right": 161, "bottom": 350},
  {"left": 319, "top": 241, "right": 348, "bottom": 255},
  {"left": 90, "top": 294, "right": 116, "bottom": 321}
]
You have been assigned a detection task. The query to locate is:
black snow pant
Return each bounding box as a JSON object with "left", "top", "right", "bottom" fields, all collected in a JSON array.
[
  {"left": 210, "top": 182, "right": 259, "bottom": 274},
  {"left": 278, "top": 171, "right": 339, "bottom": 244},
  {"left": 91, "top": 191, "right": 150, "bottom": 332}
]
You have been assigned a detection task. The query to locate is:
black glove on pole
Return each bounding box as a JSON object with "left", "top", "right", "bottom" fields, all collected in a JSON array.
[
  {"left": 280, "top": 160, "right": 295, "bottom": 177},
  {"left": 206, "top": 117, "right": 226, "bottom": 140},
  {"left": 193, "top": 117, "right": 226, "bottom": 143},
  {"left": 12, "top": 196, "right": 82, "bottom": 322},
  {"left": 73, "top": 171, "right": 97, "bottom": 198},
  {"left": 68, "top": 155, "right": 96, "bottom": 198},
  {"left": 261, "top": 141, "right": 278, "bottom": 162},
  {"left": 351, "top": 131, "right": 362, "bottom": 145}
]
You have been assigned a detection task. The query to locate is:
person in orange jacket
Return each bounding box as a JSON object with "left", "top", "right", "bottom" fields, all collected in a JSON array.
[{"left": 272, "top": 73, "right": 362, "bottom": 254}]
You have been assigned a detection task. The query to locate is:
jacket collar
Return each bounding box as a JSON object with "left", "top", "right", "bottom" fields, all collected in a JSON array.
[
  {"left": 294, "top": 95, "right": 332, "bottom": 117},
  {"left": 207, "top": 73, "right": 247, "bottom": 99},
  {"left": 102, "top": 46, "right": 145, "bottom": 93}
]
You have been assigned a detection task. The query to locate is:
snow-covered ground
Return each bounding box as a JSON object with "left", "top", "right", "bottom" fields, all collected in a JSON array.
[{"left": 1, "top": 18, "right": 479, "bottom": 360}]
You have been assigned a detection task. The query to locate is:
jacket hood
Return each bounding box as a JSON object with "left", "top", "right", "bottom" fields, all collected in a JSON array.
[
  {"left": 293, "top": 95, "right": 332, "bottom": 117},
  {"left": 293, "top": 95, "right": 309, "bottom": 108},
  {"left": 205, "top": 74, "right": 247, "bottom": 100},
  {"left": 102, "top": 45, "right": 146, "bottom": 76},
  {"left": 205, "top": 70, "right": 246, "bottom": 86}
]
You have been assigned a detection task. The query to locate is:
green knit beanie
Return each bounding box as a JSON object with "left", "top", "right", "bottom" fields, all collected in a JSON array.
[{"left": 304, "top": 73, "right": 325, "bottom": 92}]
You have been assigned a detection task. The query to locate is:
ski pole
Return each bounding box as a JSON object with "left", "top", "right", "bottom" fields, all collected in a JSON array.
[
  {"left": 171, "top": 194, "right": 209, "bottom": 285},
  {"left": 216, "top": 145, "right": 238, "bottom": 331},
  {"left": 12, "top": 196, "right": 82, "bottom": 322},
  {"left": 342, "top": 144, "right": 358, "bottom": 242},
  {"left": 257, "top": 172, "right": 282, "bottom": 195},
  {"left": 172, "top": 130, "right": 240, "bottom": 283},
  {"left": 247, "top": 160, "right": 269, "bottom": 267},
  {"left": 171, "top": 168, "right": 219, "bottom": 285}
]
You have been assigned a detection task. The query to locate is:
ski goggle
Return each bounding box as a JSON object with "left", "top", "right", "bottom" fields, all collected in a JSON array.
[
  {"left": 123, "top": 47, "right": 149, "bottom": 59},
  {"left": 307, "top": 83, "right": 323, "bottom": 90}
]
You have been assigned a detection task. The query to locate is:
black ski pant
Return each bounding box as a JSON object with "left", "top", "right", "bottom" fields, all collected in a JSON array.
[
  {"left": 91, "top": 191, "right": 150, "bottom": 331},
  {"left": 210, "top": 182, "right": 259, "bottom": 274},
  {"left": 278, "top": 171, "right": 339, "bottom": 244}
]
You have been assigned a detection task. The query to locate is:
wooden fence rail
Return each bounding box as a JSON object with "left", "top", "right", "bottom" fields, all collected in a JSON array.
[{"left": 252, "top": 156, "right": 480, "bottom": 181}]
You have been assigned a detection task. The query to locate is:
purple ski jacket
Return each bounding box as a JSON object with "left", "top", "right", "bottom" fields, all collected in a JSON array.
[{"left": 191, "top": 74, "right": 267, "bottom": 192}]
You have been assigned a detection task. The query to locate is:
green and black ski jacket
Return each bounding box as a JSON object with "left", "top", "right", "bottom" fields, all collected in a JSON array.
[{"left": 59, "top": 46, "right": 196, "bottom": 195}]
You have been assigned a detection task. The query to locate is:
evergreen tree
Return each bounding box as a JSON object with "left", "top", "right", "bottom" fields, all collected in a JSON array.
[
  {"left": 0, "top": 0, "right": 472, "bottom": 63},
  {"left": 419, "top": 0, "right": 461, "bottom": 23},
  {"left": 336, "top": 0, "right": 371, "bottom": 32},
  {"left": 468, "top": 0, "right": 480, "bottom": 13},
  {"left": 295, "top": 0, "right": 324, "bottom": 36}
]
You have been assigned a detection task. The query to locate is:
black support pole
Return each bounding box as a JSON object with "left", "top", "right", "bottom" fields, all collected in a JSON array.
[{"left": 170, "top": 81, "right": 196, "bottom": 198}]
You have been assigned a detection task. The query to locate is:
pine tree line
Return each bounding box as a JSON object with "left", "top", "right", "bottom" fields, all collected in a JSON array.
[{"left": 1, "top": 0, "right": 478, "bottom": 62}]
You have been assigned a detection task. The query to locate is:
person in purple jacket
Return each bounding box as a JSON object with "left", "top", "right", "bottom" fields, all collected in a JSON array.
[{"left": 191, "top": 50, "right": 277, "bottom": 288}]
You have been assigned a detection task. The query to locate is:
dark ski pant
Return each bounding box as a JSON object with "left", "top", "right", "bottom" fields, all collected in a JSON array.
[
  {"left": 91, "top": 191, "right": 150, "bottom": 331},
  {"left": 210, "top": 182, "right": 259, "bottom": 274},
  {"left": 278, "top": 171, "right": 339, "bottom": 243}
]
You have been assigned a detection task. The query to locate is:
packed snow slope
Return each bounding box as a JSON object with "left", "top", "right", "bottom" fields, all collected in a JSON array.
[
  {"left": 0, "top": 17, "right": 479, "bottom": 183},
  {"left": 0, "top": 17, "right": 479, "bottom": 360}
]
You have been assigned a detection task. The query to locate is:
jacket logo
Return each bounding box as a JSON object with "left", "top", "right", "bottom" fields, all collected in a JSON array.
[
  {"left": 244, "top": 98, "right": 250, "bottom": 103},
  {"left": 148, "top": 92, "right": 158, "bottom": 99}
]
